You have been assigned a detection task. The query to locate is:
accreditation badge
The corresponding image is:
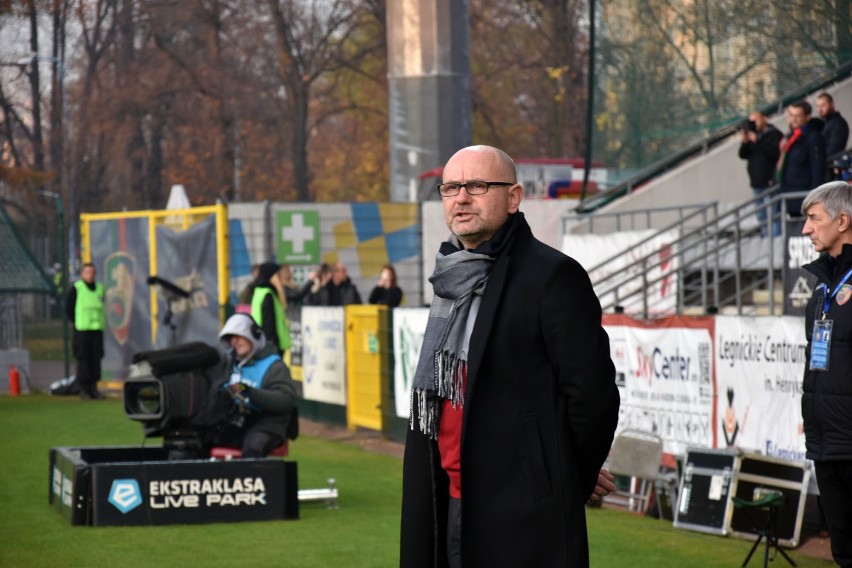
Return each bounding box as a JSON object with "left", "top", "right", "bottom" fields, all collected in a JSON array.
[{"left": 810, "top": 320, "right": 833, "bottom": 371}]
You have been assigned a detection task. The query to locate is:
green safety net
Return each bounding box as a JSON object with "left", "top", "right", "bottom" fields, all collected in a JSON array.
[{"left": 0, "top": 203, "right": 55, "bottom": 294}]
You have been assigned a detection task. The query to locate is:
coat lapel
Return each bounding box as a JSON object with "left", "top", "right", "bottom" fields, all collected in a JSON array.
[{"left": 465, "top": 242, "right": 512, "bottom": 398}]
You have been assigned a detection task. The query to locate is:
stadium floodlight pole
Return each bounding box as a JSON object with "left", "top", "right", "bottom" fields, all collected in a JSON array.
[{"left": 39, "top": 189, "right": 70, "bottom": 380}]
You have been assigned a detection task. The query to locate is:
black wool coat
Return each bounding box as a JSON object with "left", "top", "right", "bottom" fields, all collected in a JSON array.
[{"left": 400, "top": 218, "right": 620, "bottom": 567}]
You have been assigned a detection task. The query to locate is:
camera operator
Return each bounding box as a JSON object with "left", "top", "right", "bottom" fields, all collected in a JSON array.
[
  {"left": 738, "top": 111, "right": 782, "bottom": 236},
  {"left": 212, "top": 313, "right": 298, "bottom": 458}
]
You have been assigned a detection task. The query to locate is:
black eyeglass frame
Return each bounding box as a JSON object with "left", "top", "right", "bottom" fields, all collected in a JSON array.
[{"left": 436, "top": 180, "right": 515, "bottom": 197}]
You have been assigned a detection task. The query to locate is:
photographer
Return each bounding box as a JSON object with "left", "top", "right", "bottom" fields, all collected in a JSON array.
[
  {"left": 212, "top": 313, "right": 298, "bottom": 458},
  {"left": 738, "top": 111, "right": 782, "bottom": 236}
]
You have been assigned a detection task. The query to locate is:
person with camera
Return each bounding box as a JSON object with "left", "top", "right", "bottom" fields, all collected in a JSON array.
[
  {"left": 738, "top": 111, "right": 783, "bottom": 236},
  {"left": 213, "top": 313, "right": 298, "bottom": 458}
]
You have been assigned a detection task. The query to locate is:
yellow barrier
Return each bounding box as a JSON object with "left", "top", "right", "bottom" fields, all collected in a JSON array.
[{"left": 345, "top": 305, "right": 390, "bottom": 431}]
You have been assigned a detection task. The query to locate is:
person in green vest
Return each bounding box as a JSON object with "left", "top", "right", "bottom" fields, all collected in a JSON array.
[
  {"left": 65, "top": 262, "right": 105, "bottom": 400},
  {"left": 250, "top": 261, "right": 290, "bottom": 357}
]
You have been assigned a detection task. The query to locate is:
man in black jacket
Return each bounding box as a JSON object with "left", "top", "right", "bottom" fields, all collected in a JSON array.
[
  {"left": 778, "top": 101, "right": 827, "bottom": 218},
  {"left": 400, "top": 145, "right": 619, "bottom": 568},
  {"left": 738, "top": 111, "right": 783, "bottom": 236},
  {"left": 801, "top": 180, "right": 852, "bottom": 567},
  {"left": 65, "top": 263, "right": 105, "bottom": 400},
  {"left": 309, "top": 262, "right": 362, "bottom": 306},
  {"left": 816, "top": 92, "right": 849, "bottom": 158}
]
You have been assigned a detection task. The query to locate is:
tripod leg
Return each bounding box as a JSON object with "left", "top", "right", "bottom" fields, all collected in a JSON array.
[
  {"left": 742, "top": 534, "right": 764, "bottom": 567},
  {"left": 764, "top": 535, "right": 770, "bottom": 568},
  {"left": 771, "top": 535, "right": 797, "bottom": 567}
]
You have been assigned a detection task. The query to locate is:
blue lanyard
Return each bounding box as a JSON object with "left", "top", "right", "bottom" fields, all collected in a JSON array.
[{"left": 821, "top": 267, "right": 852, "bottom": 318}]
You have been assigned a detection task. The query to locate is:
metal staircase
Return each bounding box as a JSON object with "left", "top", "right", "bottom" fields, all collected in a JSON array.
[{"left": 568, "top": 188, "right": 807, "bottom": 318}]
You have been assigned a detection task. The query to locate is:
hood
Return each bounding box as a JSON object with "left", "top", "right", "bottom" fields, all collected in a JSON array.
[
  {"left": 255, "top": 261, "right": 279, "bottom": 287},
  {"left": 218, "top": 313, "right": 266, "bottom": 361}
]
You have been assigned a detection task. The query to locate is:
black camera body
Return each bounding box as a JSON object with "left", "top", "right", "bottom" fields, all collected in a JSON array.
[
  {"left": 124, "top": 342, "right": 228, "bottom": 452},
  {"left": 742, "top": 119, "right": 757, "bottom": 133}
]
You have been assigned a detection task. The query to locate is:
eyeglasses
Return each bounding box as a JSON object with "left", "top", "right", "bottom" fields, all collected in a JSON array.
[{"left": 436, "top": 180, "right": 514, "bottom": 197}]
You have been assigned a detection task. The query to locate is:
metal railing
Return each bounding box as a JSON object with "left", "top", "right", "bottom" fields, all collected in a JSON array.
[{"left": 577, "top": 188, "right": 808, "bottom": 318}]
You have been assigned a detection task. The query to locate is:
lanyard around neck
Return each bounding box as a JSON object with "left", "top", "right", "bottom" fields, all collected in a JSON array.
[{"left": 821, "top": 267, "right": 852, "bottom": 318}]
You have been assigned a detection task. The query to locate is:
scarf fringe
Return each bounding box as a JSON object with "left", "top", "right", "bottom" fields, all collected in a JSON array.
[
  {"left": 410, "top": 351, "right": 467, "bottom": 439},
  {"left": 411, "top": 389, "right": 439, "bottom": 439},
  {"left": 436, "top": 350, "right": 466, "bottom": 407}
]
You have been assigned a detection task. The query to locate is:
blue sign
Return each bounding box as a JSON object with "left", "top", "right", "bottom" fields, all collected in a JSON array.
[{"left": 108, "top": 479, "right": 142, "bottom": 514}]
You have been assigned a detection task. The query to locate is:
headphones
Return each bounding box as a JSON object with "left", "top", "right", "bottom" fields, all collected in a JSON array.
[{"left": 233, "top": 312, "right": 263, "bottom": 340}]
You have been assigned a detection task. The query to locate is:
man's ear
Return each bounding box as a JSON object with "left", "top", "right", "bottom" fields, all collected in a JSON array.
[
  {"left": 508, "top": 183, "right": 523, "bottom": 213},
  {"left": 840, "top": 212, "right": 852, "bottom": 232}
]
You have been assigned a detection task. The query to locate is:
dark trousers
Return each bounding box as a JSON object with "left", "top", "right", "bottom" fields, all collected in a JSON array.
[
  {"left": 217, "top": 427, "right": 283, "bottom": 459},
  {"left": 73, "top": 330, "right": 103, "bottom": 395},
  {"left": 241, "top": 430, "right": 283, "bottom": 458},
  {"left": 447, "top": 497, "right": 462, "bottom": 568},
  {"left": 75, "top": 352, "right": 101, "bottom": 394},
  {"left": 815, "top": 460, "right": 852, "bottom": 567}
]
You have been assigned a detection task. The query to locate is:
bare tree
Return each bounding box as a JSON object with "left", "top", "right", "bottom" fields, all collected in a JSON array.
[{"left": 265, "top": 0, "right": 381, "bottom": 201}]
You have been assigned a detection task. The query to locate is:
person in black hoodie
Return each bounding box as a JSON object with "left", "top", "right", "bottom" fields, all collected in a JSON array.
[
  {"left": 738, "top": 111, "right": 783, "bottom": 236},
  {"left": 801, "top": 180, "right": 852, "bottom": 567},
  {"left": 778, "top": 100, "right": 826, "bottom": 218}
]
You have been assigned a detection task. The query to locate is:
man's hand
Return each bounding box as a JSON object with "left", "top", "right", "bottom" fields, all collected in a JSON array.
[{"left": 588, "top": 468, "right": 617, "bottom": 502}]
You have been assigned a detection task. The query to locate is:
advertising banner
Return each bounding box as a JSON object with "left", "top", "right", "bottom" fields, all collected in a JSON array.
[
  {"left": 153, "top": 216, "right": 220, "bottom": 347},
  {"left": 284, "top": 306, "right": 303, "bottom": 381},
  {"left": 49, "top": 446, "right": 297, "bottom": 526},
  {"left": 565, "top": 230, "right": 679, "bottom": 315},
  {"left": 301, "top": 307, "right": 346, "bottom": 405},
  {"left": 392, "top": 308, "right": 430, "bottom": 418},
  {"left": 784, "top": 218, "right": 819, "bottom": 316},
  {"left": 714, "top": 316, "right": 807, "bottom": 461},
  {"left": 603, "top": 315, "right": 715, "bottom": 455},
  {"left": 88, "top": 217, "right": 152, "bottom": 379}
]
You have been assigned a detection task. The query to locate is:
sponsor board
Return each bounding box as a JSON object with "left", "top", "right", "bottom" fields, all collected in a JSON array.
[
  {"left": 604, "top": 315, "right": 715, "bottom": 455},
  {"left": 50, "top": 446, "right": 298, "bottom": 526},
  {"left": 715, "top": 316, "right": 807, "bottom": 460}
]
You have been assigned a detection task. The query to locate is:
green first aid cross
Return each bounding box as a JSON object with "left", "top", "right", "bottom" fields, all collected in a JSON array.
[{"left": 276, "top": 211, "right": 320, "bottom": 264}]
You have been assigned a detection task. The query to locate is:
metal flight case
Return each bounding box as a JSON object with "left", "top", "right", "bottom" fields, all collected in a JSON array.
[
  {"left": 729, "top": 452, "right": 811, "bottom": 548},
  {"left": 673, "top": 448, "right": 740, "bottom": 535}
]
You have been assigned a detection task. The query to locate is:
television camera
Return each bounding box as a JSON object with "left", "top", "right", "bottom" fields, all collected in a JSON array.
[{"left": 123, "top": 341, "right": 230, "bottom": 456}]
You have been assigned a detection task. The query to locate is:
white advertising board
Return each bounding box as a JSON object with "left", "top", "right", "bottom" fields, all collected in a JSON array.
[
  {"left": 603, "top": 315, "right": 714, "bottom": 455},
  {"left": 392, "top": 308, "right": 430, "bottom": 418},
  {"left": 300, "top": 307, "right": 346, "bottom": 406},
  {"left": 715, "top": 316, "right": 807, "bottom": 461}
]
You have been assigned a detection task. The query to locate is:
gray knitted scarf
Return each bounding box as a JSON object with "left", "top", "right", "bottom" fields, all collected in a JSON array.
[{"left": 411, "top": 213, "right": 522, "bottom": 439}]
